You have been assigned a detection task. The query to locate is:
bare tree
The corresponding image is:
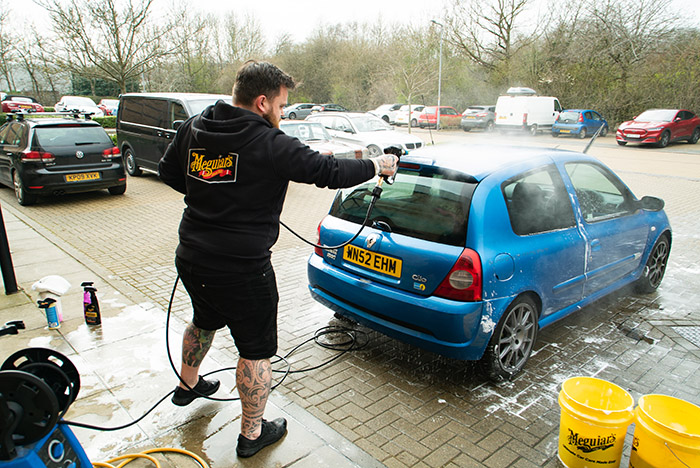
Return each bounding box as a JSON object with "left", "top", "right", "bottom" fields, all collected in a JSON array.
[
  {"left": 36, "top": 0, "right": 180, "bottom": 94},
  {"left": 223, "top": 12, "right": 266, "bottom": 62},
  {"left": 0, "top": 6, "right": 17, "bottom": 90}
]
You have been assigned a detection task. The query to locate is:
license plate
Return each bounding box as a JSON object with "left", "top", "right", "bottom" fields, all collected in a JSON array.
[
  {"left": 560, "top": 129, "right": 570, "bottom": 133},
  {"left": 343, "top": 244, "right": 402, "bottom": 278},
  {"left": 466, "top": 116, "right": 476, "bottom": 119},
  {"left": 65, "top": 172, "right": 100, "bottom": 182},
  {"left": 626, "top": 134, "right": 641, "bottom": 138}
]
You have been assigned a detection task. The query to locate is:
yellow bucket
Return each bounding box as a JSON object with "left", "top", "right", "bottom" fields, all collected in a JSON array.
[
  {"left": 629, "top": 394, "right": 700, "bottom": 468},
  {"left": 558, "top": 377, "right": 635, "bottom": 468}
]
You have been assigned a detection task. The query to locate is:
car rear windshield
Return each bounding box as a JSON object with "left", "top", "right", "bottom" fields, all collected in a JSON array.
[
  {"left": 558, "top": 111, "right": 580, "bottom": 122},
  {"left": 329, "top": 165, "right": 476, "bottom": 246},
  {"left": 34, "top": 126, "right": 112, "bottom": 147}
]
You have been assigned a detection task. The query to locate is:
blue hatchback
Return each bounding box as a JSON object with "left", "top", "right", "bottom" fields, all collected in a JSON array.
[
  {"left": 552, "top": 109, "right": 609, "bottom": 138},
  {"left": 307, "top": 144, "right": 671, "bottom": 381}
]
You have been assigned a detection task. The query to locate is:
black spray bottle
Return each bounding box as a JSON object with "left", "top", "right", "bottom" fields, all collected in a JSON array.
[{"left": 81, "top": 282, "right": 101, "bottom": 325}]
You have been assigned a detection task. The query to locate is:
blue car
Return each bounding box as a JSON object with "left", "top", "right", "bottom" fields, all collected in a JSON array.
[
  {"left": 552, "top": 109, "right": 609, "bottom": 138},
  {"left": 307, "top": 144, "right": 671, "bottom": 381}
]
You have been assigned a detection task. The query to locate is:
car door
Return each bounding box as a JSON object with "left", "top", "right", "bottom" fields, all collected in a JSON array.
[
  {"left": 0, "top": 123, "right": 25, "bottom": 186},
  {"left": 675, "top": 111, "right": 694, "bottom": 139},
  {"left": 502, "top": 165, "right": 585, "bottom": 316},
  {"left": 0, "top": 124, "right": 14, "bottom": 185},
  {"left": 564, "top": 162, "right": 649, "bottom": 296}
]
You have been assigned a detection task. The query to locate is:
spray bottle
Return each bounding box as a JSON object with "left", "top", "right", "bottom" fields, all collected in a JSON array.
[
  {"left": 81, "top": 282, "right": 101, "bottom": 325},
  {"left": 37, "top": 297, "right": 60, "bottom": 330}
]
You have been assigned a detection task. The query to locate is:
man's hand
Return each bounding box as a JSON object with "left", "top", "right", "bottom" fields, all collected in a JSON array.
[{"left": 371, "top": 154, "right": 398, "bottom": 177}]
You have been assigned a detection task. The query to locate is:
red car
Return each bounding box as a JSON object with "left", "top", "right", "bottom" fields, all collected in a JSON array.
[
  {"left": 616, "top": 109, "right": 700, "bottom": 148},
  {"left": 417, "top": 106, "right": 461, "bottom": 128},
  {"left": 1, "top": 96, "right": 45, "bottom": 113}
]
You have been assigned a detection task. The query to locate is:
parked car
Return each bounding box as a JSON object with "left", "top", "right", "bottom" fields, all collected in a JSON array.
[
  {"left": 1, "top": 96, "right": 44, "bottom": 113},
  {"left": 0, "top": 112, "right": 126, "bottom": 205},
  {"left": 280, "top": 120, "right": 369, "bottom": 159},
  {"left": 394, "top": 104, "right": 425, "bottom": 127},
  {"left": 283, "top": 103, "right": 316, "bottom": 120},
  {"left": 368, "top": 104, "right": 403, "bottom": 123},
  {"left": 117, "top": 92, "right": 231, "bottom": 175},
  {"left": 308, "top": 144, "right": 670, "bottom": 381},
  {"left": 417, "top": 106, "right": 461, "bottom": 128},
  {"left": 55, "top": 96, "right": 104, "bottom": 118},
  {"left": 616, "top": 109, "right": 700, "bottom": 148},
  {"left": 552, "top": 109, "right": 608, "bottom": 139},
  {"left": 311, "top": 103, "right": 348, "bottom": 113},
  {"left": 305, "top": 112, "right": 424, "bottom": 156},
  {"left": 98, "top": 99, "right": 120, "bottom": 116},
  {"left": 461, "top": 105, "right": 496, "bottom": 132},
  {"left": 495, "top": 88, "right": 562, "bottom": 135}
]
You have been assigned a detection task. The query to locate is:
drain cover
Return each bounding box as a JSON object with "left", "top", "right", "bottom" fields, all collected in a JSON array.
[{"left": 672, "top": 326, "right": 700, "bottom": 348}]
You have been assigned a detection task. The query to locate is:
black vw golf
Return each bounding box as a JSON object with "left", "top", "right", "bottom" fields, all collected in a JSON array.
[{"left": 0, "top": 112, "right": 126, "bottom": 205}]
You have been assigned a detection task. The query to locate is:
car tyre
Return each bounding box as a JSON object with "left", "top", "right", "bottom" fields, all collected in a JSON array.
[
  {"left": 13, "top": 170, "right": 37, "bottom": 206},
  {"left": 288, "top": 112, "right": 297, "bottom": 120},
  {"left": 688, "top": 128, "right": 700, "bottom": 144},
  {"left": 529, "top": 124, "right": 538, "bottom": 136},
  {"left": 124, "top": 148, "right": 142, "bottom": 176},
  {"left": 657, "top": 131, "right": 670, "bottom": 148},
  {"left": 552, "top": 132, "right": 559, "bottom": 138},
  {"left": 108, "top": 185, "right": 127, "bottom": 195},
  {"left": 578, "top": 127, "right": 587, "bottom": 139},
  {"left": 634, "top": 235, "right": 670, "bottom": 294},
  {"left": 600, "top": 126, "right": 608, "bottom": 137},
  {"left": 617, "top": 140, "right": 627, "bottom": 146},
  {"left": 485, "top": 120, "right": 495, "bottom": 132},
  {"left": 462, "top": 127, "right": 471, "bottom": 132},
  {"left": 480, "top": 295, "right": 538, "bottom": 382},
  {"left": 410, "top": 119, "right": 417, "bottom": 128},
  {"left": 367, "top": 144, "right": 382, "bottom": 157}
]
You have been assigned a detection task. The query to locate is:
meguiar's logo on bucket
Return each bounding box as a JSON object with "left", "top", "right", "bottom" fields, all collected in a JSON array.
[{"left": 567, "top": 429, "right": 616, "bottom": 453}]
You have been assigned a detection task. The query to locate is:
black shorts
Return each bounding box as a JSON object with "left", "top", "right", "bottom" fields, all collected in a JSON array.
[{"left": 175, "top": 256, "right": 279, "bottom": 360}]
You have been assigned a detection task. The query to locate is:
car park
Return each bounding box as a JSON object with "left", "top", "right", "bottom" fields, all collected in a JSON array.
[
  {"left": 311, "top": 103, "right": 348, "bottom": 113},
  {"left": 116, "top": 92, "right": 231, "bottom": 175},
  {"left": 280, "top": 120, "right": 369, "bottom": 159},
  {"left": 98, "top": 99, "right": 120, "bottom": 116},
  {"left": 1, "top": 96, "right": 45, "bottom": 113},
  {"left": 307, "top": 144, "right": 670, "bottom": 381},
  {"left": 461, "top": 105, "right": 496, "bottom": 132},
  {"left": 552, "top": 109, "right": 608, "bottom": 139},
  {"left": 305, "top": 112, "right": 424, "bottom": 156},
  {"left": 368, "top": 104, "right": 403, "bottom": 123},
  {"left": 54, "top": 96, "right": 104, "bottom": 118},
  {"left": 283, "top": 103, "right": 316, "bottom": 120},
  {"left": 394, "top": 104, "right": 425, "bottom": 127},
  {"left": 616, "top": 109, "right": 700, "bottom": 148},
  {"left": 0, "top": 112, "right": 126, "bottom": 205},
  {"left": 417, "top": 106, "right": 461, "bottom": 128}
]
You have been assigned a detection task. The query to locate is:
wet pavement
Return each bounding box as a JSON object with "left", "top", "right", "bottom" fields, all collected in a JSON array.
[{"left": 1, "top": 128, "right": 699, "bottom": 467}]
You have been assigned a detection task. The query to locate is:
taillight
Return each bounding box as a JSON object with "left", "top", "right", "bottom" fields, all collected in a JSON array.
[
  {"left": 578, "top": 113, "right": 584, "bottom": 123},
  {"left": 314, "top": 219, "right": 324, "bottom": 257},
  {"left": 434, "top": 249, "right": 482, "bottom": 301},
  {"left": 476, "top": 112, "right": 486, "bottom": 117},
  {"left": 103, "top": 147, "right": 121, "bottom": 158},
  {"left": 522, "top": 113, "right": 528, "bottom": 125},
  {"left": 21, "top": 150, "right": 55, "bottom": 163}
]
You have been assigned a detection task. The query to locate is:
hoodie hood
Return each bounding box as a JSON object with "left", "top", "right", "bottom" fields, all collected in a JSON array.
[{"left": 191, "top": 100, "right": 272, "bottom": 151}]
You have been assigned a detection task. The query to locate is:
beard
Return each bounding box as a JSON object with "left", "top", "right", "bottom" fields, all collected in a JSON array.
[{"left": 263, "top": 110, "right": 280, "bottom": 128}]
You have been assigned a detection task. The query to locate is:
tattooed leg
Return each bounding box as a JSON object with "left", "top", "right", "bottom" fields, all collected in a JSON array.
[
  {"left": 178, "top": 322, "right": 216, "bottom": 389},
  {"left": 236, "top": 357, "right": 272, "bottom": 439}
]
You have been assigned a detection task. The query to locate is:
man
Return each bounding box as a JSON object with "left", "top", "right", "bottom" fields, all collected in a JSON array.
[{"left": 158, "top": 60, "right": 397, "bottom": 458}]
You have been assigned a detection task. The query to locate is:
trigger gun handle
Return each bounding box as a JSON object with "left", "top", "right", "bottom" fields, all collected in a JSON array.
[{"left": 381, "top": 146, "right": 404, "bottom": 185}]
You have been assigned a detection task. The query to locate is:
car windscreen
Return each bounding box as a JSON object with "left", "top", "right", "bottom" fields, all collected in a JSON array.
[
  {"left": 329, "top": 165, "right": 476, "bottom": 246},
  {"left": 635, "top": 110, "right": 676, "bottom": 122},
  {"left": 281, "top": 122, "right": 331, "bottom": 142},
  {"left": 65, "top": 97, "right": 97, "bottom": 106},
  {"left": 34, "top": 126, "right": 112, "bottom": 147},
  {"left": 349, "top": 115, "right": 392, "bottom": 132}
]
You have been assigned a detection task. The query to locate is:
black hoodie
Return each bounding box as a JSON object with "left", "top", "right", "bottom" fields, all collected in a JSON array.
[{"left": 159, "top": 101, "right": 375, "bottom": 271}]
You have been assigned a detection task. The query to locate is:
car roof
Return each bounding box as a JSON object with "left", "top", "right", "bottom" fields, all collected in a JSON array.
[
  {"left": 120, "top": 92, "right": 231, "bottom": 101},
  {"left": 403, "top": 144, "right": 592, "bottom": 181}
]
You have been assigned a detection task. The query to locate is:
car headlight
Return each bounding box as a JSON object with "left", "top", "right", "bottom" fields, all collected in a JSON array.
[{"left": 648, "top": 127, "right": 663, "bottom": 132}]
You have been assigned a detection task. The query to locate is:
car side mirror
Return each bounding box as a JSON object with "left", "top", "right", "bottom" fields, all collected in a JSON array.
[
  {"left": 343, "top": 128, "right": 354, "bottom": 134},
  {"left": 638, "top": 196, "right": 664, "bottom": 211}
]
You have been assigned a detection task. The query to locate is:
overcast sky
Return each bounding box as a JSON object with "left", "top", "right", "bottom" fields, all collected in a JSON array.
[{"left": 12, "top": 0, "right": 700, "bottom": 45}]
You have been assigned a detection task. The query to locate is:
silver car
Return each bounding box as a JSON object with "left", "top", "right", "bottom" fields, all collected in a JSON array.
[
  {"left": 280, "top": 121, "right": 369, "bottom": 159},
  {"left": 282, "top": 103, "right": 316, "bottom": 120}
]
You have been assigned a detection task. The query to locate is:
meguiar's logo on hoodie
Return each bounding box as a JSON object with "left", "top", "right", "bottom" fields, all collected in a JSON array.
[{"left": 187, "top": 148, "right": 238, "bottom": 183}]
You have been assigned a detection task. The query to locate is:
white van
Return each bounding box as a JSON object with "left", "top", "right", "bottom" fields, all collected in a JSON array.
[{"left": 495, "top": 87, "right": 562, "bottom": 135}]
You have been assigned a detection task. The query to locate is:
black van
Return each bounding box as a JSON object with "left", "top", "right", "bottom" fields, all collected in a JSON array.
[{"left": 116, "top": 93, "right": 231, "bottom": 175}]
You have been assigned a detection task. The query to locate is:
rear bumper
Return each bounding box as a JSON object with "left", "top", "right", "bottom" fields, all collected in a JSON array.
[
  {"left": 307, "top": 253, "right": 497, "bottom": 360},
  {"left": 21, "top": 163, "right": 126, "bottom": 195}
]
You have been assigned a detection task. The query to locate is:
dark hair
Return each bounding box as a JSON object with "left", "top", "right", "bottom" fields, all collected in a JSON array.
[{"left": 233, "top": 60, "right": 296, "bottom": 107}]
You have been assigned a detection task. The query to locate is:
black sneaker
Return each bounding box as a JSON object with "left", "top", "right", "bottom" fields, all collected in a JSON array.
[
  {"left": 171, "top": 377, "right": 220, "bottom": 406},
  {"left": 236, "top": 418, "right": 287, "bottom": 458}
]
